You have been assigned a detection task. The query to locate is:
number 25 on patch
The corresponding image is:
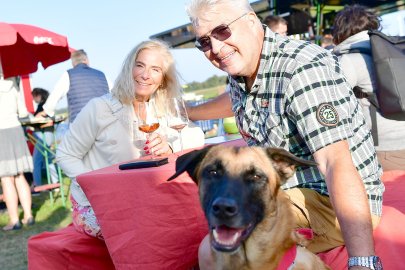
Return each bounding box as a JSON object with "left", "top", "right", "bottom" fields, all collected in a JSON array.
[{"left": 316, "top": 103, "right": 339, "bottom": 127}]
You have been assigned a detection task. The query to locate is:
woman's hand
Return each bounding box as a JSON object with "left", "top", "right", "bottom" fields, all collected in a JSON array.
[{"left": 145, "top": 133, "right": 172, "bottom": 156}]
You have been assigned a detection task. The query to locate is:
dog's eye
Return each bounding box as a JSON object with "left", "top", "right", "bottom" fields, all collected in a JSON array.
[
  {"left": 208, "top": 170, "right": 218, "bottom": 176},
  {"left": 249, "top": 174, "right": 262, "bottom": 181},
  {"left": 203, "top": 162, "right": 223, "bottom": 178},
  {"left": 246, "top": 173, "right": 265, "bottom": 183}
]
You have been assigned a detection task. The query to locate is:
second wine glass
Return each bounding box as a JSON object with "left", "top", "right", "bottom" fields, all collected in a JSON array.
[
  {"left": 167, "top": 97, "right": 189, "bottom": 155},
  {"left": 136, "top": 100, "right": 160, "bottom": 158}
]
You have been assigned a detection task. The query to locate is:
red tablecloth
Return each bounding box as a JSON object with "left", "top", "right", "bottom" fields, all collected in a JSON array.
[
  {"left": 77, "top": 139, "right": 245, "bottom": 270},
  {"left": 77, "top": 140, "right": 405, "bottom": 270}
]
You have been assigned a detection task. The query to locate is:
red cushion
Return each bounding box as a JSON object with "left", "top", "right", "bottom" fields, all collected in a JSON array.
[
  {"left": 79, "top": 168, "right": 208, "bottom": 270},
  {"left": 318, "top": 170, "right": 405, "bottom": 269},
  {"left": 28, "top": 223, "right": 115, "bottom": 270}
]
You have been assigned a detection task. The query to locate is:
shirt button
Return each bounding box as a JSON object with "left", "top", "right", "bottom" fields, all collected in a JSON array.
[{"left": 110, "top": 140, "right": 117, "bottom": 145}]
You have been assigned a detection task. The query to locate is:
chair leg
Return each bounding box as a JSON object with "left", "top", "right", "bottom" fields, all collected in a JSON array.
[
  {"left": 52, "top": 129, "right": 66, "bottom": 207},
  {"left": 56, "top": 164, "right": 66, "bottom": 207},
  {"left": 41, "top": 132, "right": 55, "bottom": 206}
]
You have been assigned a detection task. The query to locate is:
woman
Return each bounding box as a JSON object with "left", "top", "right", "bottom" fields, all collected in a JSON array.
[
  {"left": 56, "top": 40, "right": 205, "bottom": 239},
  {"left": 332, "top": 5, "right": 405, "bottom": 171},
  {"left": 0, "top": 76, "right": 34, "bottom": 231},
  {"left": 31, "top": 87, "right": 59, "bottom": 188}
]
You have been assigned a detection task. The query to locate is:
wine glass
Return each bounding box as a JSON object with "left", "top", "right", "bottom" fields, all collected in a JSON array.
[
  {"left": 132, "top": 120, "right": 146, "bottom": 155},
  {"left": 136, "top": 100, "right": 160, "bottom": 158},
  {"left": 167, "top": 97, "right": 189, "bottom": 155}
]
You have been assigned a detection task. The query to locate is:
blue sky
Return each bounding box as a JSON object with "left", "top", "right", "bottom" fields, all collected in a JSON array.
[
  {"left": 2, "top": 0, "right": 404, "bottom": 107},
  {"left": 1, "top": 0, "right": 227, "bottom": 99}
]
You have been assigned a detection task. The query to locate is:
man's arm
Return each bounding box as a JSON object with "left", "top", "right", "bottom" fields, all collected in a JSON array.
[
  {"left": 40, "top": 72, "right": 70, "bottom": 117},
  {"left": 313, "top": 140, "right": 375, "bottom": 269},
  {"left": 186, "top": 92, "right": 234, "bottom": 121}
]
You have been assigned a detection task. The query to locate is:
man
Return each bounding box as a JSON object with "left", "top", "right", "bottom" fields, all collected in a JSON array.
[
  {"left": 263, "top": 15, "right": 288, "bottom": 36},
  {"left": 37, "top": 49, "right": 110, "bottom": 123},
  {"left": 185, "top": 0, "right": 384, "bottom": 269}
]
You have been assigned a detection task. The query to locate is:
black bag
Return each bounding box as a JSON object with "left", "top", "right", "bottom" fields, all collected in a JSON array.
[{"left": 368, "top": 30, "right": 405, "bottom": 120}]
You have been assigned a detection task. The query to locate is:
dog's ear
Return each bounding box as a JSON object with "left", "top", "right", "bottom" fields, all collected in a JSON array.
[
  {"left": 265, "top": 148, "right": 318, "bottom": 181},
  {"left": 167, "top": 145, "right": 213, "bottom": 183}
]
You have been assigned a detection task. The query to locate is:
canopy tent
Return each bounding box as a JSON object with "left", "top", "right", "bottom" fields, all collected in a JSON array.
[{"left": 150, "top": 0, "right": 405, "bottom": 48}]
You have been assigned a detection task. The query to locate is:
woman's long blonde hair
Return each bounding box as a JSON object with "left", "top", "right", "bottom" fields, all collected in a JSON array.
[{"left": 112, "top": 39, "right": 182, "bottom": 115}]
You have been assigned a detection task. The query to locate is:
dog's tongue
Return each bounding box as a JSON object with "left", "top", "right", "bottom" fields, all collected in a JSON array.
[{"left": 213, "top": 225, "right": 243, "bottom": 246}]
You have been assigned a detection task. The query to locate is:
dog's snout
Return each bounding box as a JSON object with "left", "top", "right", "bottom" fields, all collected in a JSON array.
[{"left": 212, "top": 198, "right": 238, "bottom": 218}]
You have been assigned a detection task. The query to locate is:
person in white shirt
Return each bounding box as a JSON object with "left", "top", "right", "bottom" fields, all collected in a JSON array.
[
  {"left": 0, "top": 75, "right": 34, "bottom": 231},
  {"left": 37, "top": 49, "right": 111, "bottom": 124},
  {"left": 56, "top": 40, "right": 205, "bottom": 239},
  {"left": 332, "top": 5, "right": 405, "bottom": 171}
]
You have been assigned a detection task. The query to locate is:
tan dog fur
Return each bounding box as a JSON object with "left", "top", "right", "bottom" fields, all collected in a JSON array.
[{"left": 169, "top": 145, "right": 330, "bottom": 270}]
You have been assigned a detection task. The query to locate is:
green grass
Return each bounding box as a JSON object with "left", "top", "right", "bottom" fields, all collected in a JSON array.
[
  {"left": 189, "top": 85, "right": 226, "bottom": 99},
  {"left": 0, "top": 179, "right": 72, "bottom": 270}
]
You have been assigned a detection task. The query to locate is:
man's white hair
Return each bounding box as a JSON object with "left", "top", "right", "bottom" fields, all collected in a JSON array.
[{"left": 185, "top": 0, "right": 253, "bottom": 25}]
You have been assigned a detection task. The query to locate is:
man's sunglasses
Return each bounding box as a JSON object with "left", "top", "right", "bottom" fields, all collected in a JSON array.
[{"left": 195, "top": 13, "right": 248, "bottom": 52}]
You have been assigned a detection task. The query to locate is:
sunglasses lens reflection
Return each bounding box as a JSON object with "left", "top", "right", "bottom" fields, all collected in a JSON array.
[
  {"left": 212, "top": 25, "right": 232, "bottom": 40},
  {"left": 195, "top": 25, "right": 232, "bottom": 52},
  {"left": 196, "top": 37, "right": 211, "bottom": 51}
]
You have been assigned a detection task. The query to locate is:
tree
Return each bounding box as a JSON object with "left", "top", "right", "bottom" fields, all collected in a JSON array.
[{"left": 184, "top": 75, "right": 227, "bottom": 92}]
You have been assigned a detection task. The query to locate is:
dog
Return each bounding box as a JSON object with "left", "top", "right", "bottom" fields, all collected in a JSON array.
[{"left": 168, "top": 145, "right": 330, "bottom": 270}]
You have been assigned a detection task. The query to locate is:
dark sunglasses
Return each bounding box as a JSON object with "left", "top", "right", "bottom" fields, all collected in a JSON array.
[{"left": 195, "top": 13, "right": 248, "bottom": 52}]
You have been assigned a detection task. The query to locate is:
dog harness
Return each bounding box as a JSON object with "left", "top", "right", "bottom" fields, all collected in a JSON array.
[
  {"left": 276, "top": 245, "right": 296, "bottom": 270},
  {"left": 276, "top": 228, "right": 314, "bottom": 270}
]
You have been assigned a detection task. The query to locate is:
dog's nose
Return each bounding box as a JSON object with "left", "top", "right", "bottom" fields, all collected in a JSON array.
[{"left": 212, "top": 198, "right": 238, "bottom": 218}]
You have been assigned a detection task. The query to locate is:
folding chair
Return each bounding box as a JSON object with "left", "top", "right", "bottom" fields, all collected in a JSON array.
[{"left": 26, "top": 126, "right": 66, "bottom": 207}]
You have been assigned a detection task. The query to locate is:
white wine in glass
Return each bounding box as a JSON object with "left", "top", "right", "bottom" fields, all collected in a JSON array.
[
  {"left": 136, "top": 100, "right": 160, "bottom": 158},
  {"left": 167, "top": 97, "right": 189, "bottom": 154}
]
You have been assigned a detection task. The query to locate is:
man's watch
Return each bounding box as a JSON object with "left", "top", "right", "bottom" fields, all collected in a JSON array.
[{"left": 348, "top": 256, "right": 383, "bottom": 270}]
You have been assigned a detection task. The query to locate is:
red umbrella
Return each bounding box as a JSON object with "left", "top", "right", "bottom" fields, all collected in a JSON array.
[{"left": 0, "top": 22, "right": 71, "bottom": 79}]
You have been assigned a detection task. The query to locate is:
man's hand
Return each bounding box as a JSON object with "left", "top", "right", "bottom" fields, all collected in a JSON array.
[
  {"left": 40, "top": 120, "right": 54, "bottom": 129},
  {"left": 34, "top": 111, "right": 54, "bottom": 128},
  {"left": 35, "top": 111, "right": 48, "bottom": 119}
]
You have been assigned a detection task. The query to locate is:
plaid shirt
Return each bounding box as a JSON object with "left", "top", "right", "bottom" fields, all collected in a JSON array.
[{"left": 228, "top": 26, "right": 384, "bottom": 216}]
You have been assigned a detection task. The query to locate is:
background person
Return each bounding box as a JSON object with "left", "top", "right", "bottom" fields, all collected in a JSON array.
[
  {"left": 31, "top": 87, "right": 59, "bottom": 189},
  {"left": 56, "top": 39, "right": 204, "bottom": 239},
  {"left": 0, "top": 75, "right": 34, "bottom": 231},
  {"left": 185, "top": 0, "right": 383, "bottom": 269},
  {"left": 332, "top": 4, "right": 405, "bottom": 171},
  {"left": 321, "top": 28, "right": 335, "bottom": 50},
  {"left": 263, "top": 15, "right": 288, "bottom": 36},
  {"left": 36, "top": 49, "right": 110, "bottom": 124}
]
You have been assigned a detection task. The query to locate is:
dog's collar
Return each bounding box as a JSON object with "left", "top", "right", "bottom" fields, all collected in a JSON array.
[
  {"left": 276, "top": 245, "right": 296, "bottom": 270},
  {"left": 276, "top": 229, "right": 313, "bottom": 270}
]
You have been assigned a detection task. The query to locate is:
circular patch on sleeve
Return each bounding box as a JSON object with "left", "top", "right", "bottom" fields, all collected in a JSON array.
[{"left": 316, "top": 103, "right": 339, "bottom": 127}]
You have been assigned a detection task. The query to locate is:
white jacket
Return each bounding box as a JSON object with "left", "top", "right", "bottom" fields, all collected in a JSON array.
[
  {"left": 0, "top": 77, "right": 28, "bottom": 129},
  {"left": 56, "top": 93, "right": 205, "bottom": 206}
]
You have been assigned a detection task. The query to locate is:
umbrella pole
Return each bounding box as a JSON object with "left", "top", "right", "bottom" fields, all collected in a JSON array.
[{"left": 21, "top": 75, "right": 35, "bottom": 114}]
